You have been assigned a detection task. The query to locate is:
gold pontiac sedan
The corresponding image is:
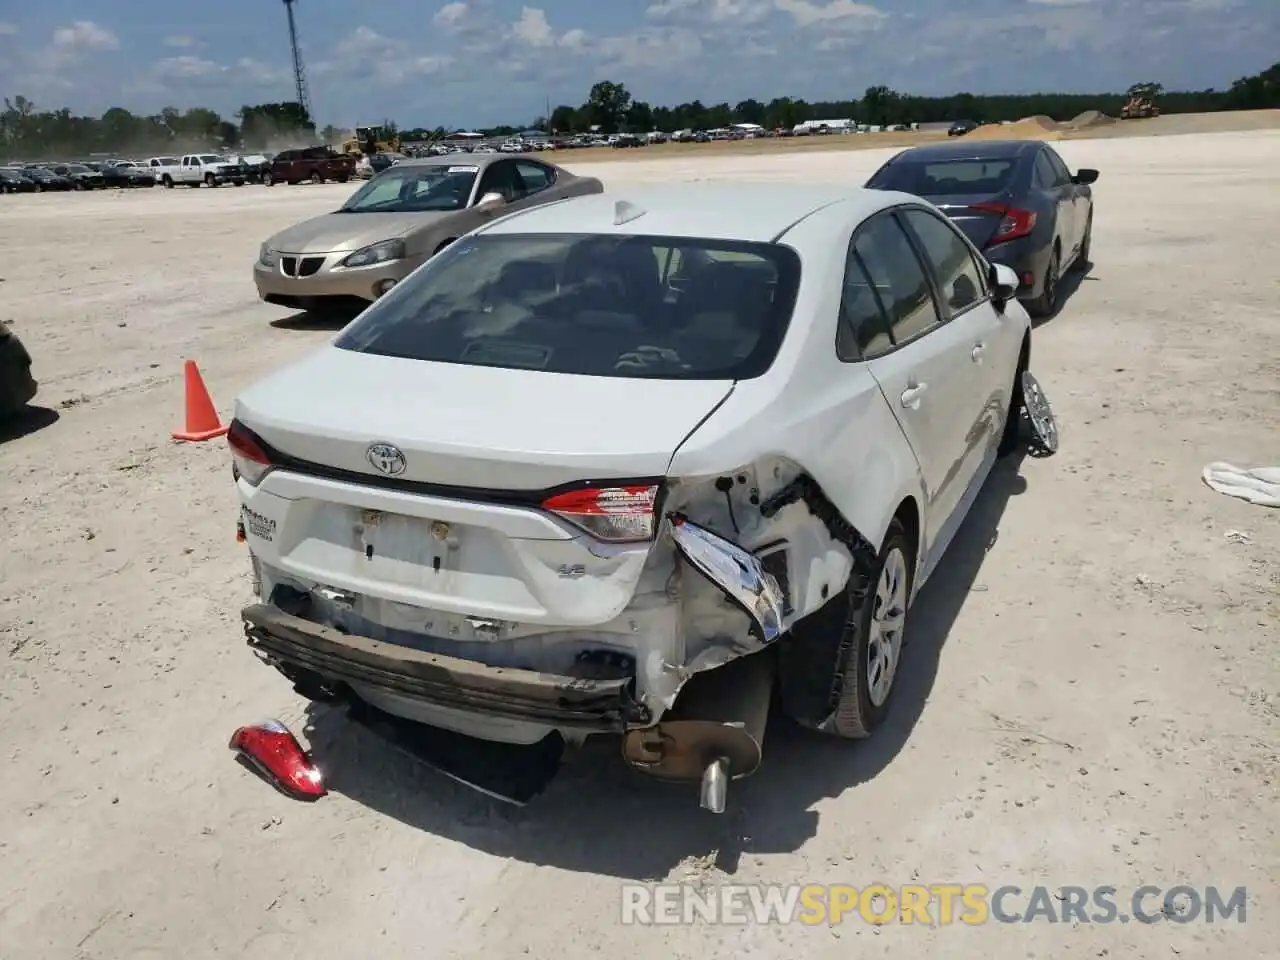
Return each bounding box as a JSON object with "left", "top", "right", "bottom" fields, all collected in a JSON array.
[{"left": 253, "top": 154, "right": 603, "bottom": 313}]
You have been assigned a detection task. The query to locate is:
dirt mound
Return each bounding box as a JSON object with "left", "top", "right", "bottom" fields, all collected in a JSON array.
[
  {"left": 1066, "top": 109, "right": 1117, "bottom": 131},
  {"left": 966, "top": 115, "right": 1062, "bottom": 141}
]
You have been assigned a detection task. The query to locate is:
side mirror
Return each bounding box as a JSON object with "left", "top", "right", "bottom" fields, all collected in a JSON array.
[
  {"left": 989, "top": 262, "right": 1020, "bottom": 309},
  {"left": 477, "top": 191, "right": 505, "bottom": 208},
  {"left": 1072, "top": 168, "right": 1099, "bottom": 185}
]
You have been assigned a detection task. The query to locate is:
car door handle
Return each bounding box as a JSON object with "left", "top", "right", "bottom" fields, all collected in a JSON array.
[
  {"left": 971, "top": 343, "right": 985, "bottom": 362},
  {"left": 900, "top": 383, "right": 928, "bottom": 408}
]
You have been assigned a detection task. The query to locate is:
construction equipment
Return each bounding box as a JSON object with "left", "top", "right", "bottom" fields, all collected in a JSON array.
[
  {"left": 341, "top": 125, "right": 402, "bottom": 157},
  {"left": 1120, "top": 83, "right": 1161, "bottom": 120},
  {"left": 280, "top": 0, "right": 313, "bottom": 125}
]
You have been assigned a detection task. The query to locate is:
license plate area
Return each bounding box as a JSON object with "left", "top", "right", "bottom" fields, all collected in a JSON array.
[{"left": 357, "top": 509, "right": 459, "bottom": 575}]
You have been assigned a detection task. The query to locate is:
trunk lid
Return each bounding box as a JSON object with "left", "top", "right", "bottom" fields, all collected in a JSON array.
[
  {"left": 236, "top": 347, "right": 733, "bottom": 628},
  {"left": 926, "top": 191, "right": 1013, "bottom": 250},
  {"left": 236, "top": 345, "right": 733, "bottom": 490}
]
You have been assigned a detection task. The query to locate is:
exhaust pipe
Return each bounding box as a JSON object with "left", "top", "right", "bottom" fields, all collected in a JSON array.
[{"left": 622, "top": 648, "right": 775, "bottom": 814}]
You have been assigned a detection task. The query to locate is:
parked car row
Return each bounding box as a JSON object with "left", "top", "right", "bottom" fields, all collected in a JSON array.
[
  {"left": 232, "top": 141, "right": 1075, "bottom": 808},
  {"left": 1, "top": 148, "right": 358, "bottom": 194}
]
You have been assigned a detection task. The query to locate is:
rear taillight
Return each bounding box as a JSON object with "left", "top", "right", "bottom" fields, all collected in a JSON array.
[
  {"left": 541, "top": 484, "right": 659, "bottom": 543},
  {"left": 970, "top": 202, "right": 1037, "bottom": 246},
  {"left": 227, "top": 420, "right": 274, "bottom": 486}
]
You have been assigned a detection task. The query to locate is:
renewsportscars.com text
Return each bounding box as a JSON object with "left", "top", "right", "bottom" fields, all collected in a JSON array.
[{"left": 620, "top": 884, "right": 1248, "bottom": 926}]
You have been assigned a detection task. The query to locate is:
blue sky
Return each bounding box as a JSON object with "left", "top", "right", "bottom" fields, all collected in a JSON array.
[{"left": 0, "top": 0, "right": 1276, "bottom": 128}]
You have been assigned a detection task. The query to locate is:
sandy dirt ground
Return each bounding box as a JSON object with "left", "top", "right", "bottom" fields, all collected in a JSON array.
[{"left": 1, "top": 126, "right": 1277, "bottom": 960}]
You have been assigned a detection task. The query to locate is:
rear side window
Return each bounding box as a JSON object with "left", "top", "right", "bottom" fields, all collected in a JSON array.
[
  {"left": 900, "top": 209, "right": 988, "bottom": 318},
  {"left": 852, "top": 215, "right": 940, "bottom": 344},
  {"left": 335, "top": 233, "right": 802, "bottom": 381},
  {"left": 836, "top": 250, "right": 893, "bottom": 360},
  {"left": 869, "top": 158, "right": 1017, "bottom": 196}
]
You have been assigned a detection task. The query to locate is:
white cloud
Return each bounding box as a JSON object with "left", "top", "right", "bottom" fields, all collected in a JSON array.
[
  {"left": 318, "top": 26, "right": 452, "bottom": 84},
  {"left": 560, "top": 28, "right": 588, "bottom": 51},
  {"left": 646, "top": 0, "right": 702, "bottom": 16},
  {"left": 1027, "top": 0, "right": 1099, "bottom": 4},
  {"left": 708, "top": 0, "right": 772, "bottom": 21},
  {"left": 774, "top": 0, "right": 885, "bottom": 25},
  {"left": 434, "top": 2, "right": 469, "bottom": 26},
  {"left": 163, "top": 35, "right": 196, "bottom": 48},
  {"left": 513, "top": 7, "right": 555, "bottom": 46},
  {"left": 155, "top": 55, "right": 221, "bottom": 80},
  {"left": 0, "top": 22, "right": 19, "bottom": 36},
  {"left": 52, "top": 21, "right": 119, "bottom": 52}
]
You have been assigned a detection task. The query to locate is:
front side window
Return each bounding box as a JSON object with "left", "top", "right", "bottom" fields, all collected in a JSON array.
[
  {"left": 514, "top": 160, "right": 553, "bottom": 194},
  {"left": 1044, "top": 148, "right": 1072, "bottom": 185},
  {"left": 853, "top": 214, "right": 941, "bottom": 344},
  {"left": 334, "top": 233, "right": 802, "bottom": 380},
  {"left": 900, "top": 209, "right": 988, "bottom": 318},
  {"left": 1033, "top": 151, "right": 1058, "bottom": 189},
  {"left": 339, "top": 165, "right": 479, "bottom": 213}
]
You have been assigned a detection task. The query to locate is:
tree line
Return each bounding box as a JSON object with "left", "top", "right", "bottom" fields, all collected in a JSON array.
[
  {"left": 0, "top": 97, "right": 340, "bottom": 160},
  {"left": 532, "top": 65, "right": 1279, "bottom": 137},
  {"left": 4, "top": 61, "right": 1277, "bottom": 159}
]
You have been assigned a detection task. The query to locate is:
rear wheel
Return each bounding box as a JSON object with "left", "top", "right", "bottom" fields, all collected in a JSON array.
[
  {"left": 310, "top": 171, "right": 323, "bottom": 185},
  {"left": 1072, "top": 212, "right": 1092, "bottom": 271},
  {"left": 779, "top": 518, "right": 913, "bottom": 739},
  {"left": 1027, "top": 245, "right": 1060, "bottom": 319},
  {"left": 264, "top": 173, "right": 275, "bottom": 186}
]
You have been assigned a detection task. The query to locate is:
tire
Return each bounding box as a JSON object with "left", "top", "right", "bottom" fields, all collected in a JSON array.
[
  {"left": 336, "top": 175, "right": 349, "bottom": 183},
  {"left": 1027, "top": 244, "right": 1060, "bottom": 319},
  {"left": 205, "top": 173, "right": 216, "bottom": 187},
  {"left": 780, "top": 518, "right": 913, "bottom": 739},
  {"left": 310, "top": 171, "right": 323, "bottom": 185},
  {"left": 998, "top": 345, "right": 1030, "bottom": 457},
  {"left": 1072, "top": 212, "right": 1092, "bottom": 272},
  {"left": 264, "top": 173, "right": 274, "bottom": 186},
  {"left": 162, "top": 175, "right": 174, "bottom": 188},
  {"left": 73, "top": 181, "right": 84, "bottom": 191}
]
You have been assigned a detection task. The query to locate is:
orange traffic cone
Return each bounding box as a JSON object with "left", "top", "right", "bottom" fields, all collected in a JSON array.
[{"left": 172, "top": 360, "right": 229, "bottom": 442}]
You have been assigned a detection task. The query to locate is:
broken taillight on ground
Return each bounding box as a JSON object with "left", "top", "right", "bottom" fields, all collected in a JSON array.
[{"left": 229, "top": 719, "right": 327, "bottom": 800}]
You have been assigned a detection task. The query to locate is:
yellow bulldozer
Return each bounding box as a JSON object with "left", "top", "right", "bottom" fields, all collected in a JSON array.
[
  {"left": 1120, "top": 83, "right": 1161, "bottom": 120},
  {"left": 341, "top": 125, "right": 402, "bottom": 157}
]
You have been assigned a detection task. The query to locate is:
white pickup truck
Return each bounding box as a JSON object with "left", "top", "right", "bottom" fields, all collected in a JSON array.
[{"left": 159, "top": 154, "right": 248, "bottom": 188}]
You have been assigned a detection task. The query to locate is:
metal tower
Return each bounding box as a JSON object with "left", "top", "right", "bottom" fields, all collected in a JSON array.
[{"left": 282, "top": 0, "right": 312, "bottom": 122}]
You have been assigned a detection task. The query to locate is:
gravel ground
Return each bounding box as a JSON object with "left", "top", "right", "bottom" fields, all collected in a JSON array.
[{"left": 0, "top": 127, "right": 1277, "bottom": 960}]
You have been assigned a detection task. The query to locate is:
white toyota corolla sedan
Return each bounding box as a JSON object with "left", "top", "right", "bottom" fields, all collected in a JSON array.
[{"left": 228, "top": 182, "right": 1057, "bottom": 810}]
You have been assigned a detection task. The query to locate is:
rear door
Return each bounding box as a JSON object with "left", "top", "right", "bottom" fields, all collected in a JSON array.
[
  {"left": 899, "top": 207, "right": 1010, "bottom": 476},
  {"left": 856, "top": 211, "right": 974, "bottom": 550},
  {"left": 1034, "top": 149, "right": 1076, "bottom": 259},
  {"left": 1043, "top": 146, "right": 1083, "bottom": 262}
]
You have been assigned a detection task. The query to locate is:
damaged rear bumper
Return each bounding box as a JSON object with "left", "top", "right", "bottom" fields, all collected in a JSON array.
[{"left": 242, "top": 603, "right": 651, "bottom": 731}]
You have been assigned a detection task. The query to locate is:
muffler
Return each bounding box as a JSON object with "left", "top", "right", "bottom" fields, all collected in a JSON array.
[{"left": 622, "top": 649, "right": 775, "bottom": 814}]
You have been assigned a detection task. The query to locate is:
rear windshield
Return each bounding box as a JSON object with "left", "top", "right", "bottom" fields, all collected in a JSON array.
[
  {"left": 335, "top": 233, "right": 801, "bottom": 380},
  {"left": 869, "top": 158, "right": 1017, "bottom": 196},
  {"left": 339, "top": 165, "right": 479, "bottom": 213}
]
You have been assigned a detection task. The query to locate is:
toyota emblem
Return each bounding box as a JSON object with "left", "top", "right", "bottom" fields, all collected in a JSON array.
[{"left": 366, "top": 443, "right": 407, "bottom": 476}]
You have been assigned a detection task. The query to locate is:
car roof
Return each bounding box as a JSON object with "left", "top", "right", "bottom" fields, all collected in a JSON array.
[
  {"left": 397, "top": 153, "right": 511, "bottom": 171},
  {"left": 481, "top": 183, "right": 902, "bottom": 243},
  {"left": 887, "top": 139, "right": 1043, "bottom": 162}
]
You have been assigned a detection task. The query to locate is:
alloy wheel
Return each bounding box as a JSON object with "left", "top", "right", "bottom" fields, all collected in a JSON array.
[{"left": 867, "top": 546, "right": 908, "bottom": 708}]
